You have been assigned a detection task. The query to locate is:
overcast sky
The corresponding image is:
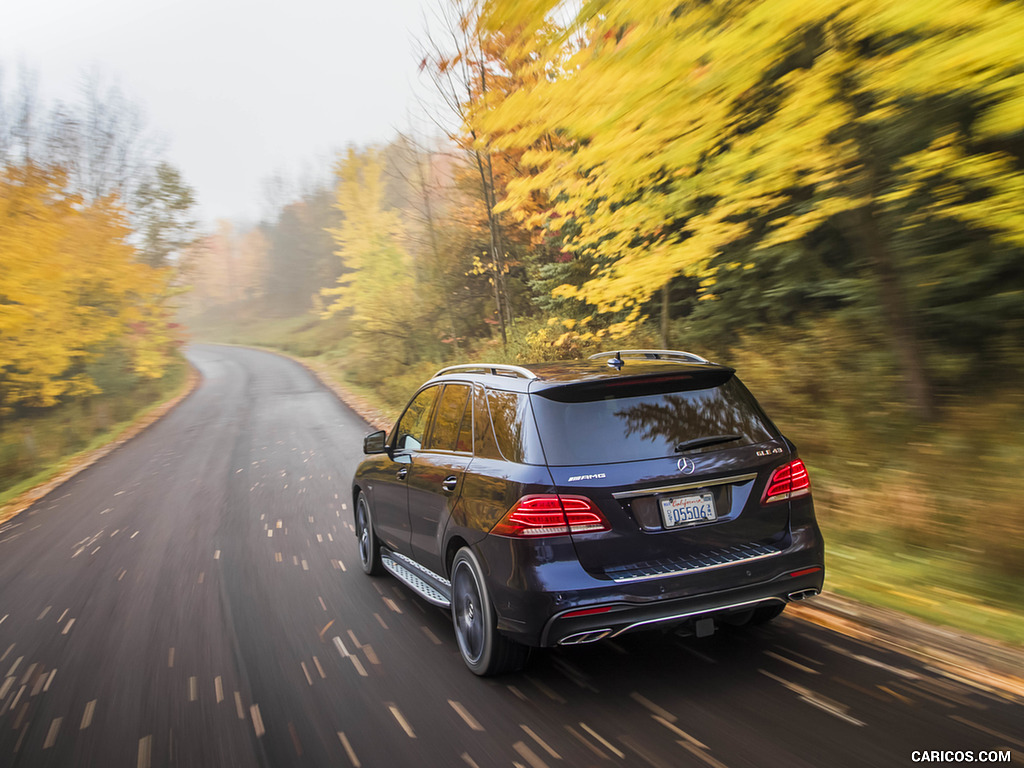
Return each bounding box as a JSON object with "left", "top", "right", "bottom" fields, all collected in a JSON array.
[{"left": 2, "top": 0, "right": 439, "bottom": 224}]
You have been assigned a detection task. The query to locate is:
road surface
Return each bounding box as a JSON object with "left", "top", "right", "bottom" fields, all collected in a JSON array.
[{"left": 0, "top": 344, "right": 1020, "bottom": 767}]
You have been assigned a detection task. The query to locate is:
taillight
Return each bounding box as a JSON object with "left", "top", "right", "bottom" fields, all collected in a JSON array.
[
  {"left": 491, "top": 495, "right": 611, "bottom": 537},
  {"left": 761, "top": 459, "right": 811, "bottom": 505}
]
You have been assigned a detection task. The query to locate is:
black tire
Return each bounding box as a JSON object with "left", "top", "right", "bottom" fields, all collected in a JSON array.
[
  {"left": 450, "top": 547, "right": 529, "bottom": 676},
  {"left": 750, "top": 603, "right": 786, "bottom": 625},
  {"left": 355, "top": 492, "right": 384, "bottom": 576}
]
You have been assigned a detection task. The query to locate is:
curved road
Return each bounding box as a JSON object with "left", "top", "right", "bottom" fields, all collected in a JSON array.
[{"left": 0, "top": 345, "right": 1020, "bottom": 767}]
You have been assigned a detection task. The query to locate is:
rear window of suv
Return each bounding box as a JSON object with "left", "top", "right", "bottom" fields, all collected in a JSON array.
[{"left": 530, "top": 375, "right": 777, "bottom": 466}]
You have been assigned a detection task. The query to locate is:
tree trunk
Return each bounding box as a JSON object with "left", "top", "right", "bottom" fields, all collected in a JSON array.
[
  {"left": 859, "top": 206, "right": 935, "bottom": 421},
  {"left": 660, "top": 283, "right": 671, "bottom": 349}
]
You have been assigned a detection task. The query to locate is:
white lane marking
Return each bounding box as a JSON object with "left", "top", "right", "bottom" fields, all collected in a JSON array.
[
  {"left": 267, "top": 530, "right": 273, "bottom": 538},
  {"left": 131, "top": 531, "right": 139, "bottom": 539},
  {"left": 137, "top": 735, "right": 152, "bottom": 768},
  {"left": 421, "top": 626, "right": 442, "bottom": 645},
  {"left": 522, "top": 724, "right": 561, "bottom": 759},
  {"left": 189, "top": 676, "right": 198, "bottom": 701},
  {"left": 333, "top": 637, "right": 350, "bottom": 657},
  {"left": 215, "top": 676, "right": 224, "bottom": 703},
  {"left": 251, "top": 704, "right": 266, "bottom": 737},
  {"left": 346, "top": 630, "right": 363, "bottom": 649},
  {"left": 0, "top": 615, "right": 6, "bottom": 626},
  {"left": 313, "top": 656, "right": 326, "bottom": 678},
  {"left": 449, "top": 700, "right": 484, "bottom": 731},
  {"left": 301, "top": 662, "right": 313, "bottom": 686},
  {"left": 31, "top": 668, "right": 47, "bottom": 696},
  {"left": 630, "top": 691, "right": 676, "bottom": 722},
  {"left": 513, "top": 740, "right": 550, "bottom": 768},
  {"left": 316, "top": 534, "right": 323, "bottom": 543},
  {"left": 384, "top": 597, "right": 402, "bottom": 613},
  {"left": 43, "top": 669, "right": 56, "bottom": 691},
  {"left": 301, "top": 560, "right": 309, "bottom": 571},
  {"left": 214, "top": 550, "right": 221, "bottom": 560},
  {"left": 580, "top": 722, "right": 625, "bottom": 759},
  {"left": 234, "top": 691, "right": 245, "bottom": 719},
  {"left": 118, "top": 569, "right": 127, "bottom": 581},
  {"left": 654, "top": 715, "right": 708, "bottom": 749},
  {"left": 168, "top": 648, "right": 175, "bottom": 668},
  {"left": 0, "top": 677, "right": 14, "bottom": 698},
  {"left": 198, "top": 572, "right": 205, "bottom": 584},
  {"left": 318, "top": 596, "right": 327, "bottom": 611},
  {"left": 338, "top": 731, "right": 361, "bottom": 767},
  {"left": 110, "top": 529, "right": 120, "bottom": 537},
  {"left": 115, "top": 490, "right": 125, "bottom": 496},
  {"left": 37, "top": 606, "right": 51, "bottom": 620},
  {"left": 58, "top": 609, "right": 68, "bottom": 623},
  {"left": 350, "top": 656, "right": 368, "bottom": 677},
  {"left": 759, "top": 669, "right": 865, "bottom": 727},
  {"left": 80, "top": 699, "right": 97, "bottom": 729},
  {"left": 462, "top": 753, "right": 482, "bottom": 768},
  {"left": 328, "top": 534, "right": 334, "bottom": 542},
  {"left": 362, "top": 646, "right": 380, "bottom": 665},
  {"left": 775, "top": 645, "right": 824, "bottom": 666},
  {"left": 0, "top": 644, "right": 14, "bottom": 662},
  {"left": 388, "top": 704, "right": 416, "bottom": 738},
  {"left": 43, "top": 717, "right": 62, "bottom": 748},
  {"left": 91, "top": 547, "right": 101, "bottom": 555},
  {"left": 765, "top": 650, "right": 820, "bottom": 675},
  {"left": 101, "top": 508, "right": 111, "bottom": 514},
  {"left": 374, "top": 613, "right": 388, "bottom": 629}
]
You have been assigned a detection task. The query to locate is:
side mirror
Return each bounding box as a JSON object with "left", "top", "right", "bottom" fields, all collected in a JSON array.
[{"left": 363, "top": 430, "right": 388, "bottom": 455}]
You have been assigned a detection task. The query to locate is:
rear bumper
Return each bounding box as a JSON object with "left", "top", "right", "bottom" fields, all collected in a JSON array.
[{"left": 479, "top": 521, "right": 824, "bottom": 647}]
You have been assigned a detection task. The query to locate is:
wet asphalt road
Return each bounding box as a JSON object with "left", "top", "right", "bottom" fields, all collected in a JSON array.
[{"left": 0, "top": 344, "right": 1021, "bottom": 768}]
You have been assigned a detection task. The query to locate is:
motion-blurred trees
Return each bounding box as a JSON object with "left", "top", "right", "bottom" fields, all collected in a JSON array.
[
  {"left": 476, "top": 0, "right": 1024, "bottom": 417},
  {"left": 0, "top": 163, "right": 177, "bottom": 412}
]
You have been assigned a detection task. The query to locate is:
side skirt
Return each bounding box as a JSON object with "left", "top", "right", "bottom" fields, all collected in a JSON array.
[{"left": 380, "top": 548, "right": 452, "bottom": 608}]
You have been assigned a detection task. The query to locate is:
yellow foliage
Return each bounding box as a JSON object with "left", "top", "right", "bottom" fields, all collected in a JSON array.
[{"left": 0, "top": 164, "right": 175, "bottom": 410}]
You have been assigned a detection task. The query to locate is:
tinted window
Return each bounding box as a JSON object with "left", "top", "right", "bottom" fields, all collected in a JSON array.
[
  {"left": 531, "top": 376, "right": 776, "bottom": 466},
  {"left": 485, "top": 389, "right": 544, "bottom": 464},
  {"left": 426, "top": 384, "right": 471, "bottom": 452},
  {"left": 394, "top": 386, "right": 439, "bottom": 452},
  {"left": 473, "top": 385, "right": 502, "bottom": 460},
  {"left": 455, "top": 395, "right": 473, "bottom": 453}
]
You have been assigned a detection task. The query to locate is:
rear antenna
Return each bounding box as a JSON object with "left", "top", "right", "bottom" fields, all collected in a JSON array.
[{"left": 607, "top": 351, "right": 624, "bottom": 370}]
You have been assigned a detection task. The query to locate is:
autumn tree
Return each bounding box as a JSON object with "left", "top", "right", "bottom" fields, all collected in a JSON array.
[
  {"left": 323, "top": 148, "right": 420, "bottom": 375},
  {"left": 0, "top": 163, "right": 176, "bottom": 412},
  {"left": 478, "top": 0, "right": 1024, "bottom": 417}
]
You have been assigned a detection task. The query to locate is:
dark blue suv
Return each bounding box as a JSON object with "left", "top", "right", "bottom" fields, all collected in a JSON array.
[{"left": 353, "top": 350, "right": 825, "bottom": 675}]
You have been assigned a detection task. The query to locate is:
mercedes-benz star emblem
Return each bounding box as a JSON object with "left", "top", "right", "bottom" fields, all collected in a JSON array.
[{"left": 677, "top": 457, "right": 695, "bottom": 475}]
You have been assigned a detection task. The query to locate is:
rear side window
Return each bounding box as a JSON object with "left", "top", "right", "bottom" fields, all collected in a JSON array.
[
  {"left": 531, "top": 376, "right": 777, "bottom": 466},
  {"left": 472, "top": 385, "right": 544, "bottom": 464},
  {"left": 426, "top": 384, "right": 471, "bottom": 452},
  {"left": 394, "top": 386, "right": 439, "bottom": 452}
]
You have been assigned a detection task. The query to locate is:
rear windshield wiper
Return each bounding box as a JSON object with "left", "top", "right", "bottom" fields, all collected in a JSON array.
[{"left": 674, "top": 434, "right": 743, "bottom": 453}]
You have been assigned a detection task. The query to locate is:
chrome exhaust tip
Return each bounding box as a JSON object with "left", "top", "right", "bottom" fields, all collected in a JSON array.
[
  {"left": 788, "top": 588, "right": 819, "bottom": 601},
  {"left": 558, "top": 629, "right": 613, "bottom": 645}
]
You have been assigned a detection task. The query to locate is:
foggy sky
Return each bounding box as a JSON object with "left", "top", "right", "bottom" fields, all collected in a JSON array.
[{"left": 2, "top": 0, "right": 437, "bottom": 224}]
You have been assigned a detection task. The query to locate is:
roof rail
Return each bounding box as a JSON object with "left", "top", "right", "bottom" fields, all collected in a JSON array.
[
  {"left": 433, "top": 363, "right": 538, "bottom": 380},
  {"left": 588, "top": 349, "right": 710, "bottom": 366}
]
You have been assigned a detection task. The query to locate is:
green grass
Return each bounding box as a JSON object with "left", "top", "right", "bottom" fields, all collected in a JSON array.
[{"left": 0, "top": 360, "right": 189, "bottom": 508}]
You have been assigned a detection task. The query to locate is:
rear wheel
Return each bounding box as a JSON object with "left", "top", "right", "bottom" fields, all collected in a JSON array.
[
  {"left": 750, "top": 603, "right": 785, "bottom": 625},
  {"left": 355, "top": 492, "right": 383, "bottom": 575},
  {"left": 451, "top": 547, "right": 528, "bottom": 676}
]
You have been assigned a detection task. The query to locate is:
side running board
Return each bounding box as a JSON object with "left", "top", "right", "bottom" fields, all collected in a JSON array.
[{"left": 380, "top": 550, "right": 452, "bottom": 608}]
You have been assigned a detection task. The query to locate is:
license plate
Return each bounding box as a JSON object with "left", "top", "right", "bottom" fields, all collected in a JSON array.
[{"left": 660, "top": 493, "right": 717, "bottom": 528}]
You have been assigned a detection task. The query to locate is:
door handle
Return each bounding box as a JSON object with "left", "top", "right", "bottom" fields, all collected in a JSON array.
[
  {"left": 441, "top": 476, "right": 458, "bottom": 492},
  {"left": 396, "top": 467, "right": 408, "bottom": 480}
]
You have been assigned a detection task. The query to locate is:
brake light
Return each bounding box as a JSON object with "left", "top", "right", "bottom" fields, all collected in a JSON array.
[
  {"left": 562, "top": 606, "right": 613, "bottom": 618},
  {"left": 761, "top": 459, "right": 811, "bottom": 504},
  {"left": 491, "top": 495, "right": 611, "bottom": 537}
]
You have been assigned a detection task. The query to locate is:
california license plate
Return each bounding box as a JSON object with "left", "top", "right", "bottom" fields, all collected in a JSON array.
[{"left": 660, "top": 493, "right": 717, "bottom": 528}]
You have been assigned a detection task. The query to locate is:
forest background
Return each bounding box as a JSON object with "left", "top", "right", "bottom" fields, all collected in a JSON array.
[{"left": 3, "top": 0, "right": 1022, "bottom": 645}]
